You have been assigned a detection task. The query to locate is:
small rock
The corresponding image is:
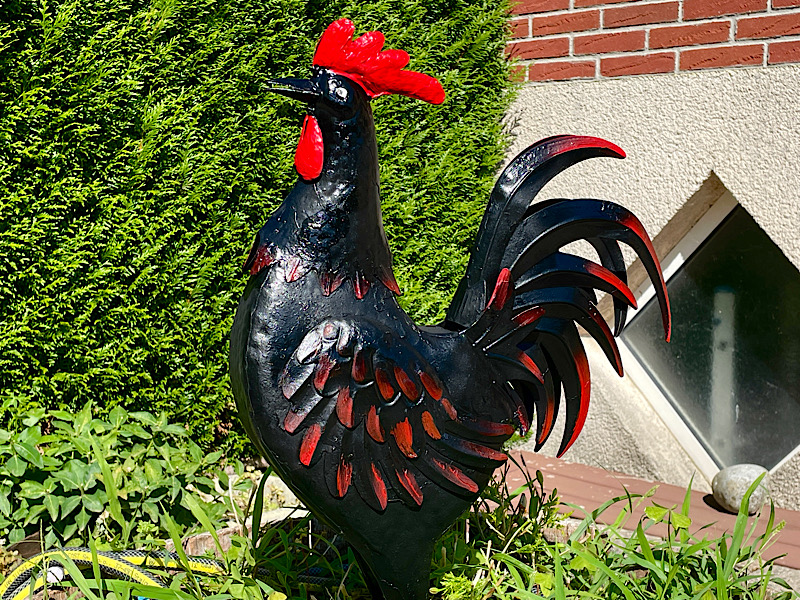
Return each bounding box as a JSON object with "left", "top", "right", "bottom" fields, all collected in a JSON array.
[{"left": 712, "top": 464, "right": 770, "bottom": 515}]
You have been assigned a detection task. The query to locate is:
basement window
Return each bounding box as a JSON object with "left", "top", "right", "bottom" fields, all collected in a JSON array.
[{"left": 620, "top": 202, "right": 800, "bottom": 472}]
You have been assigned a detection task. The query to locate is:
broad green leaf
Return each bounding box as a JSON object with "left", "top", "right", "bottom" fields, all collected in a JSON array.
[
  {"left": 646, "top": 504, "right": 670, "bottom": 523},
  {"left": 44, "top": 493, "right": 60, "bottom": 520},
  {"left": 13, "top": 442, "right": 44, "bottom": 468}
]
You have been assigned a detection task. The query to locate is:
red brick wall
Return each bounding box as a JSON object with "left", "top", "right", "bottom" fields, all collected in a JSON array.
[{"left": 507, "top": 0, "right": 800, "bottom": 81}]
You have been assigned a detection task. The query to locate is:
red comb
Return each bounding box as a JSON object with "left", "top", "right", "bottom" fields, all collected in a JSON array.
[{"left": 313, "top": 19, "right": 445, "bottom": 105}]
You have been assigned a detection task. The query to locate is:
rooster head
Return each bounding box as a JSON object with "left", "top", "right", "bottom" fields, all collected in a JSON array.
[{"left": 267, "top": 18, "right": 446, "bottom": 181}]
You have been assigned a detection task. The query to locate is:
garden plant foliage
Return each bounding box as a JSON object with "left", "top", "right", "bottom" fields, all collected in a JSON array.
[{"left": 0, "top": 0, "right": 514, "bottom": 452}]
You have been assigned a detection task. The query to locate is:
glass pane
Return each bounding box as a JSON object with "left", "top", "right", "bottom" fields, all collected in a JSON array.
[{"left": 622, "top": 206, "right": 800, "bottom": 470}]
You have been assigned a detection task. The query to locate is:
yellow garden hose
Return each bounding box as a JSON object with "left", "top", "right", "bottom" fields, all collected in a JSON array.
[{"left": 0, "top": 547, "right": 226, "bottom": 600}]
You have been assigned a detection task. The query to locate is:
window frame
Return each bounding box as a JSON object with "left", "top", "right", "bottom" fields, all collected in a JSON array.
[{"left": 616, "top": 190, "right": 800, "bottom": 480}]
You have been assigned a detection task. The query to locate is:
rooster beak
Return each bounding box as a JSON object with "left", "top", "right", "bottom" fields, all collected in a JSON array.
[{"left": 266, "top": 78, "right": 322, "bottom": 102}]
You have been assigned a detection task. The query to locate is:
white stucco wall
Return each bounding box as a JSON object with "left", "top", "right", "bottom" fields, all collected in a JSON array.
[{"left": 511, "top": 64, "right": 800, "bottom": 509}]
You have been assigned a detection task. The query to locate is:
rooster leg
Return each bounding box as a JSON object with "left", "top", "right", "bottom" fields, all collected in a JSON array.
[{"left": 351, "top": 540, "right": 434, "bottom": 600}]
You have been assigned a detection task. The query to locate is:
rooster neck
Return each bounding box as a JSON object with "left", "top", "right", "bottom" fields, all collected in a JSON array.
[{"left": 256, "top": 102, "right": 398, "bottom": 297}]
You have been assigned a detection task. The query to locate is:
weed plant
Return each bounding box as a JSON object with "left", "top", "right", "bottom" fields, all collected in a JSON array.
[{"left": 0, "top": 401, "right": 246, "bottom": 548}]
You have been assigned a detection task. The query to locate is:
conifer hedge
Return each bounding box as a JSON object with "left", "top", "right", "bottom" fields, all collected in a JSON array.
[{"left": 0, "top": 0, "right": 514, "bottom": 453}]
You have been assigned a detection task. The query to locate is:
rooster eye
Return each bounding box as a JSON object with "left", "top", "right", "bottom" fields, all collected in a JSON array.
[{"left": 334, "top": 86, "right": 348, "bottom": 100}]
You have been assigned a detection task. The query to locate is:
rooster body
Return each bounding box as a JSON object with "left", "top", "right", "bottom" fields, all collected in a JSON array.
[{"left": 230, "top": 20, "right": 670, "bottom": 600}]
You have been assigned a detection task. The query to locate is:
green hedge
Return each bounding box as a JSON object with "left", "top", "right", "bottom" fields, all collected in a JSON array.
[{"left": 0, "top": 0, "right": 514, "bottom": 454}]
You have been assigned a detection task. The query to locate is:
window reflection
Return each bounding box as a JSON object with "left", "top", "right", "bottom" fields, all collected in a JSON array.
[{"left": 622, "top": 206, "right": 800, "bottom": 470}]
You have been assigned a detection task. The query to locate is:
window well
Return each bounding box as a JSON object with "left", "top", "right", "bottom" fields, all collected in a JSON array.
[{"left": 621, "top": 205, "right": 800, "bottom": 470}]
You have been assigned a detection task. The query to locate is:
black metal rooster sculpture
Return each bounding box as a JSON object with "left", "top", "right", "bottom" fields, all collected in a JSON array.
[{"left": 230, "top": 18, "right": 671, "bottom": 600}]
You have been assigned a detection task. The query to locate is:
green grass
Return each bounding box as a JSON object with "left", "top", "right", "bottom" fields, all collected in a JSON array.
[{"left": 4, "top": 450, "right": 796, "bottom": 600}]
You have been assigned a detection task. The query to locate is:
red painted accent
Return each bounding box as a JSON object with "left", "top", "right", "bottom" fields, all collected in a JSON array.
[
  {"left": 557, "top": 351, "right": 591, "bottom": 457},
  {"left": 313, "top": 19, "right": 445, "bottom": 105},
  {"left": 486, "top": 268, "right": 512, "bottom": 310},
  {"left": 379, "top": 270, "right": 402, "bottom": 295},
  {"left": 374, "top": 368, "right": 395, "bottom": 400},
  {"left": 393, "top": 366, "right": 419, "bottom": 400},
  {"left": 515, "top": 405, "right": 530, "bottom": 435},
  {"left": 366, "top": 405, "right": 385, "bottom": 442},
  {"left": 460, "top": 440, "right": 508, "bottom": 462},
  {"left": 320, "top": 271, "right": 345, "bottom": 296},
  {"left": 295, "top": 114, "right": 324, "bottom": 180},
  {"left": 517, "top": 351, "right": 545, "bottom": 383},
  {"left": 583, "top": 261, "right": 637, "bottom": 308},
  {"left": 336, "top": 387, "right": 354, "bottom": 428},
  {"left": 299, "top": 424, "right": 322, "bottom": 466},
  {"left": 369, "top": 463, "right": 388, "bottom": 510},
  {"left": 537, "top": 397, "right": 556, "bottom": 445},
  {"left": 419, "top": 371, "right": 443, "bottom": 401},
  {"left": 588, "top": 304, "right": 623, "bottom": 376},
  {"left": 352, "top": 349, "right": 368, "bottom": 382},
  {"left": 353, "top": 271, "right": 370, "bottom": 299},
  {"left": 421, "top": 411, "right": 442, "bottom": 439},
  {"left": 396, "top": 469, "right": 423, "bottom": 506},
  {"left": 619, "top": 213, "right": 671, "bottom": 341},
  {"left": 283, "top": 408, "right": 309, "bottom": 434},
  {"left": 392, "top": 418, "right": 417, "bottom": 458},
  {"left": 313, "top": 354, "right": 334, "bottom": 393},
  {"left": 559, "top": 135, "right": 626, "bottom": 159},
  {"left": 431, "top": 458, "right": 479, "bottom": 493},
  {"left": 440, "top": 397, "right": 458, "bottom": 420},
  {"left": 461, "top": 419, "right": 515, "bottom": 437},
  {"left": 337, "top": 458, "right": 352, "bottom": 497},
  {"left": 249, "top": 245, "right": 274, "bottom": 275},
  {"left": 513, "top": 306, "right": 546, "bottom": 327},
  {"left": 285, "top": 256, "right": 303, "bottom": 282}
]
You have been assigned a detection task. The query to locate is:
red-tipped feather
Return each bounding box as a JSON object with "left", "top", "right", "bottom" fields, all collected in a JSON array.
[
  {"left": 374, "top": 368, "right": 395, "bottom": 400},
  {"left": 353, "top": 271, "right": 370, "bottom": 299},
  {"left": 431, "top": 458, "right": 479, "bottom": 493},
  {"left": 367, "top": 405, "right": 385, "bottom": 442},
  {"left": 313, "top": 354, "right": 334, "bottom": 393},
  {"left": 421, "top": 411, "right": 442, "bottom": 439},
  {"left": 313, "top": 19, "right": 445, "bottom": 105},
  {"left": 336, "top": 387, "right": 354, "bottom": 428},
  {"left": 370, "top": 463, "right": 388, "bottom": 510},
  {"left": 396, "top": 469, "right": 423, "bottom": 506},
  {"left": 487, "top": 268, "right": 512, "bottom": 310},
  {"left": 337, "top": 458, "right": 352, "bottom": 497},
  {"left": 440, "top": 397, "right": 458, "bottom": 420},
  {"left": 393, "top": 366, "right": 419, "bottom": 400},
  {"left": 299, "top": 424, "right": 322, "bottom": 466},
  {"left": 419, "top": 371, "right": 443, "bottom": 401},
  {"left": 392, "top": 418, "right": 416, "bottom": 458},
  {"left": 352, "top": 349, "right": 367, "bottom": 382}
]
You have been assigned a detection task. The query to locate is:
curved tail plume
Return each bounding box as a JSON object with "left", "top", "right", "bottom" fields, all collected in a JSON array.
[{"left": 453, "top": 135, "right": 671, "bottom": 456}]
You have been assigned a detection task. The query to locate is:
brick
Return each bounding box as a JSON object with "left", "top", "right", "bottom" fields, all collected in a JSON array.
[
  {"left": 769, "top": 39, "right": 800, "bottom": 62},
  {"left": 684, "top": 0, "right": 766, "bottom": 20},
  {"left": 574, "top": 30, "right": 646, "bottom": 54},
  {"left": 736, "top": 13, "right": 800, "bottom": 38},
  {"left": 773, "top": 0, "right": 800, "bottom": 8},
  {"left": 650, "top": 21, "right": 731, "bottom": 48},
  {"left": 680, "top": 44, "right": 763, "bottom": 69},
  {"left": 510, "top": 0, "right": 569, "bottom": 14},
  {"left": 531, "top": 10, "right": 600, "bottom": 35},
  {"left": 510, "top": 18, "right": 530, "bottom": 38},
  {"left": 528, "top": 60, "right": 596, "bottom": 81},
  {"left": 575, "top": 0, "right": 638, "bottom": 7},
  {"left": 600, "top": 52, "right": 675, "bottom": 75},
  {"left": 510, "top": 64, "right": 528, "bottom": 82},
  {"left": 604, "top": 2, "right": 679, "bottom": 28},
  {"left": 506, "top": 37, "right": 570, "bottom": 59}
]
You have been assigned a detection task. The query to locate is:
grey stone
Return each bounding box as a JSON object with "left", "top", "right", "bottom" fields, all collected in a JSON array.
[{"left": 712, "top": 464, "right": 770, "bottom": 515}]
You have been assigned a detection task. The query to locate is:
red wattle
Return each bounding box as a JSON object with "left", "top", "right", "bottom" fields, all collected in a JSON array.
[{"left": 295, "top": 115, "right": 324, "bottom": 180}]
